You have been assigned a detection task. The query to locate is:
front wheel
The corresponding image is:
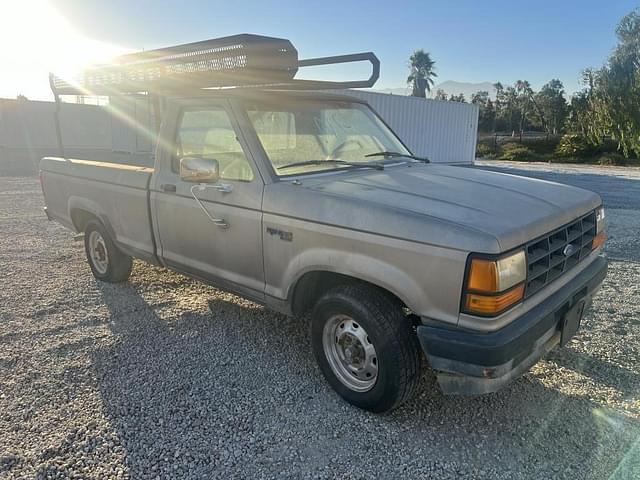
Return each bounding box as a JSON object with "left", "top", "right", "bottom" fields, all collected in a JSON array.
[
  {"left": 83, "top": 219, "right": 133, "bottom": 283},
  {"left": 311, "top": 284, "right": 422, "bottom": 412}
]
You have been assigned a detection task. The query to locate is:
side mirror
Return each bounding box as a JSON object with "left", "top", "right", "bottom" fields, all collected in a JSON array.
[{"left": 180, "top": 157, "right": 220, "bottom": 183}]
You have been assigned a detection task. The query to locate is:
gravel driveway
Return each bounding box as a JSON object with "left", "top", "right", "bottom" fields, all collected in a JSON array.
[{"left": 1, "top": 163, "right": 639, "bottom": 479}]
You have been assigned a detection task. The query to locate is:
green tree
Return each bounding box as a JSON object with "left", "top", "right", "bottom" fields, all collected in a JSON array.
[
  {"left": 566, "top": 91, "right": 592, "bottom": 138},
  {"left": 502, "top": 85, "right": 520, "bottom": 134},
  {"left": 491, "top": 83, "right": 520, "bottom": 133},
  {"left": 569, "top": 9, "right": 640, "bottom": 158},
  {"left": 471, "top": 91, "right": 496, "bottom": 132},
  {"left": 433, "top": 89, "right": 448, "bottom": 101},
  {"left": 407, "top": 49, "right": 437, "bottom": 98},
  {"left": 534, "top": 79, "right": 568, "bottom": 135},
  {"left": 492, "top": 81, "right": 539, "bottom": 135},
  {"left": 493, "top": 82, "right": 505, "bottom": 131},
  {"left": 448, "top": 93, "right": 466, "bottom": 102},
  {"left": 586, "top": 8, "right": 640, "bottom": 157},
  {"left": 567, "top": 70, "right": 599, "bottom": 138},
  {"left": 613, "top": 9, "right": 640, "bottom": 66},
  {"left": 515, "top": 80, "right": 535, "bottom": 137}
]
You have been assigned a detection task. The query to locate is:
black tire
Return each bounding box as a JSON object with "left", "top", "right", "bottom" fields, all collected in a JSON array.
[
  {"left": 311, "top": 284, "right": 422, "bottom": 412},
  {"left": 83, "top": 219, "right": 133, "bottom": 283}
]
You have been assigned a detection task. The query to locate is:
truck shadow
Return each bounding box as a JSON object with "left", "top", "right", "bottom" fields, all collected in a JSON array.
[{"left": 91, "top": 267, "right": 640, "bottom": 479}]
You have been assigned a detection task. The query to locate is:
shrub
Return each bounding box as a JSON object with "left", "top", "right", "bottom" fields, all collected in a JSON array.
[
  {"left": 549, "top": 156, "right": 583, "bottom": 164},
  {"left": 555, "top": 134, "right": 594, "bottom": 158},
  {"left": 597, "top": 153, "right": 626, "bottom": 166},
  {"left": 500, "top": 142, "right": 521, "bottom": 151},
  {"left": 520, "top": 136, "right": 561, "bottom": 155},
  {"left": 498, "top": 143, "right": 536, "bottom": 161},
  {"left": 595, "top": 138, "right": 622, "bottom": 155},
  {"left": 476, "top": 142, "right": 494, "bottom": 158}
]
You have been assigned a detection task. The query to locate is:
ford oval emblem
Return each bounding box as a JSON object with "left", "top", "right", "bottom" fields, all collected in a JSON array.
[{"left": 563, "top": 244, "right": 578, "bottom": 257}]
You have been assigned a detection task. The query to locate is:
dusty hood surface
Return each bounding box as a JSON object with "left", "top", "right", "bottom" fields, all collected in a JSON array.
[{"left": 265, "top": 163, "right": 602, "bottom": 253}]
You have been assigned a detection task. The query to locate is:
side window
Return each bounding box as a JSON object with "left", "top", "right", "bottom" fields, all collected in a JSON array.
[{"left": 174, "top": 108, "right": 254, "bottom": 182}]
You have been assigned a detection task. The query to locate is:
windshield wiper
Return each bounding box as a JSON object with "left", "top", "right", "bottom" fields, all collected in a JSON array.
[
  {"left": 364, "top": 151, "right": 430, "bottom": 163},
  {"left": 277, "top": 159, "right": 384, "bottom": 172}
]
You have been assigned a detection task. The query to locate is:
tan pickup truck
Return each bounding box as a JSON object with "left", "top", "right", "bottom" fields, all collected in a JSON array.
[{"left": 40, "top": 35, "right": 607, "bottom": 412}]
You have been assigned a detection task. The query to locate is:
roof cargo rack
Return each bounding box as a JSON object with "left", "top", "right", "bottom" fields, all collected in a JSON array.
[{"left": 50, "top": 34, "right": 380, "bottom": 96}]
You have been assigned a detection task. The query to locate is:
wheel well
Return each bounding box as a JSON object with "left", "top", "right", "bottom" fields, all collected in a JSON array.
[
  {"left": 70, "top": 209, "right": 99, "bottom": 233},
  {"left": 290, "top": 271, "right": 406, "bottom": 317}
]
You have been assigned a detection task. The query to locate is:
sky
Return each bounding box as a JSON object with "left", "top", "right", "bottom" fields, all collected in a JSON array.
[{"left": 0, "top": 0, "right": 638, "bottom": 100}]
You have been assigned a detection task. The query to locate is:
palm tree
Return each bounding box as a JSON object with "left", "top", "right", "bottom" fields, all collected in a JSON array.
[
  {"left": 492, "top": 82, "right": 504, "bottom": 132},
  {"left": 407, "top": 50, "right": 437, "bottom": 98}
]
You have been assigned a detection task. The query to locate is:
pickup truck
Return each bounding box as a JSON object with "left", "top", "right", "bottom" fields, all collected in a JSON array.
[{"left": 40, "top": 37, "right": 607, "bottom": 412}]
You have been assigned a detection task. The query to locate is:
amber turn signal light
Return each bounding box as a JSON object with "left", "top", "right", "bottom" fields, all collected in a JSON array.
[
  {"left": 463, "top": 251, "right": 527, "bottom": 316},
  {"left": 467, "top": 258, "right": 499, "bottom": 292},
  {"left": 464, "top": 284, "right": 525, "bottom": 315},
  {"left": 466, "top": 251, "right": 526, "bottom": 293},
  {"left": 592, "top": 231, "right": 606, "bottom": 250}
]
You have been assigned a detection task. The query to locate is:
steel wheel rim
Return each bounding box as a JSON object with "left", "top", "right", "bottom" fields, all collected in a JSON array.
[
  {"left": 322, "top": 314, "right": 378, "bottom": 392},
  {"left": 88, "top": 230, "right": 109, "bottom": 275}
]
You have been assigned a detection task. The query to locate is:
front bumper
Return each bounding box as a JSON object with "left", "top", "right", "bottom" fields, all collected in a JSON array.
[{"left": 417, "top": 255, "right": 608, "bottom": 394}]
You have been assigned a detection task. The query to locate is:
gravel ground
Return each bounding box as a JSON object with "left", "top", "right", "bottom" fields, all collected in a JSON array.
[{"left": 1, "top": 163, "right": 639, "bottom": 479}]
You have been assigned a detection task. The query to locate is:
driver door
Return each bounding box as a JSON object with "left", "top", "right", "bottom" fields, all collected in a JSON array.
[{"left": 151, "top": 101, "right": 265, "bottom": 300}]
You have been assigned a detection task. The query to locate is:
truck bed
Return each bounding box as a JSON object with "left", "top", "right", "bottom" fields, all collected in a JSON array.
[{"left": 40, "top": 157, "right": 157, "bottom": 263}]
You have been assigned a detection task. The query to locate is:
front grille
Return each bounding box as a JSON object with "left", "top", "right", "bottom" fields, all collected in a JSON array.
[{"left": 525, "top": 210, "right": 597, "bottom": 297}]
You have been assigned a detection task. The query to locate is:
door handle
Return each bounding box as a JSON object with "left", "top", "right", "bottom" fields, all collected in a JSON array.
[
  {"left": 189, "top": 185, "right": 229, "bottom": 229},
  {"left": 212, "top": 219, "right": 229, "bottom": 229},
  {"left": 161, "top": 183, "right": 177, "bottom": 193}
]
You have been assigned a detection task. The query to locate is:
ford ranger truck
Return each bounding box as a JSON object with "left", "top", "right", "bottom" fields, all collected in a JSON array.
[{"left": 40, "top": 36, "right": 607, "bottom": 412}]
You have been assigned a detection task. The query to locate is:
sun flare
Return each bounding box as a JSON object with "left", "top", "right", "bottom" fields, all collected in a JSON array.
[{"left": 0, "top": 0, "right": 129, "bottom": 99}]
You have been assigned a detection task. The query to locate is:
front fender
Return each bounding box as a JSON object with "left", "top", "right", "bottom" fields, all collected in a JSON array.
[
  {"left": 263, "top": 215, "right": 467, "bottom": 326},
  {"left": 283, "top": 248, "right": 424, "bottom": 313}
]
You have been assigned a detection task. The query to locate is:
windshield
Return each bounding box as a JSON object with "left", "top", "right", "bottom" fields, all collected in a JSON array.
[{"left": 246, "top": 100, "right": 410, "bottom": 175}]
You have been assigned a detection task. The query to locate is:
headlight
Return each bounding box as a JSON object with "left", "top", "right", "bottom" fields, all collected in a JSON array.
[
  {"left": 462, "top": 250, "right": 526, "bottom": 316},
  {"left": 593, "top": 206, "right": 606, "bottom": 249}
]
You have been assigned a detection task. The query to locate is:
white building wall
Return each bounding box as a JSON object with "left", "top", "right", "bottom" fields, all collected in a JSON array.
[
  {"left": 1, "top": 91, "right": 479, "bottom": 174},
  {"left": 337, "top": 90, "right": 479, "bottom": 164},
  {"left": 0, "top": 98, "right": 154, "bottom": 174}
]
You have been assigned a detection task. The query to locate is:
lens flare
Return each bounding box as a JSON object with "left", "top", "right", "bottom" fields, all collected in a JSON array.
[{"left": 0, "top": 0, "right": 129, "bottom": 99}]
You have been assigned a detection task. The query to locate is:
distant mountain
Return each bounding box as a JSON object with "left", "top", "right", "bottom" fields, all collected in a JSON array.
[
  {"left": 372, "top": 82, "right": 496, "bottom": 100},
  {"left": 371, "top": 87, "right": 411, "bottom": 96}
]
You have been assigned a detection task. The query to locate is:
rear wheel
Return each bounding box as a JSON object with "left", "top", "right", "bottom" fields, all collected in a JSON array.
[
  {"left": 311, "top": 284, "right": 421, "bottom": 412},
  {"left": 83, "top": 220, "right": 132, "bottom": 283}
]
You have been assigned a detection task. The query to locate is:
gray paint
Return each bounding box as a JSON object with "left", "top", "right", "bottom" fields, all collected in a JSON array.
[{"left": 39, "top": 91, "right": 604, "bottom": 333}]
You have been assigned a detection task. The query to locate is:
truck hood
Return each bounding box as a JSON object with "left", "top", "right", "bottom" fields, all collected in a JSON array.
[{"left": 264, "top": 164, "right": 602, "bottom": 253}]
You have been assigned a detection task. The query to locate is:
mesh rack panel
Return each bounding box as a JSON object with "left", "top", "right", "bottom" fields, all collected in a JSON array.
[{"left": 52, "top": 34, "right": 299, "bottom": 95}]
